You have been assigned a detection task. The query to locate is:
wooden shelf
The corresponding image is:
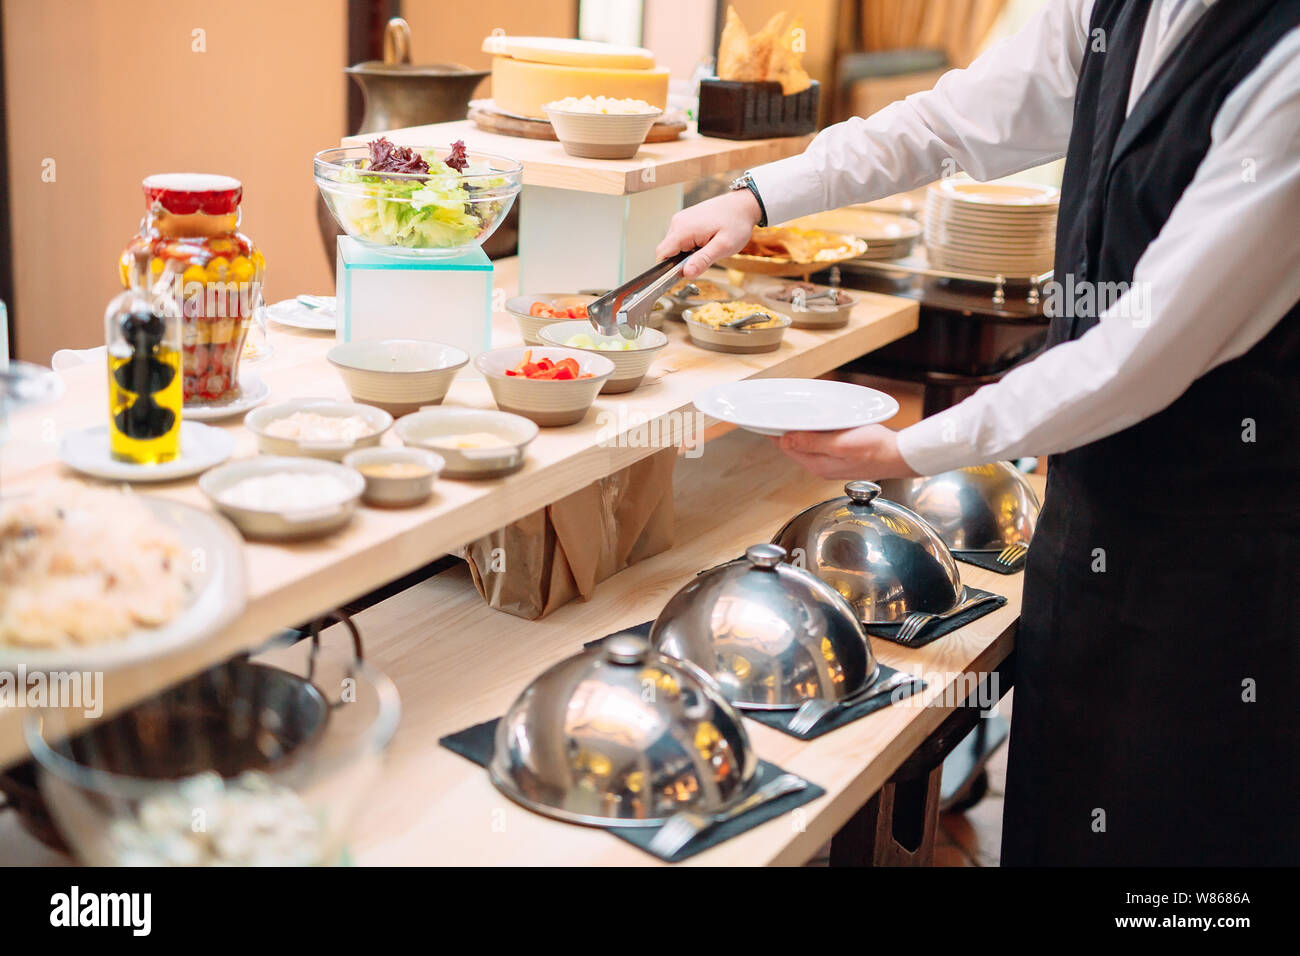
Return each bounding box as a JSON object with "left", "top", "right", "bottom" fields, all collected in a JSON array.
[
  {"left": 337, "top": 430, "right": 1033, "bottom": 866},
  {"left": 0, "top": 260, "right": 916, "bottom": 767},
  {"left": 342, "top": 120, "right": 813, "bottom": 196}
]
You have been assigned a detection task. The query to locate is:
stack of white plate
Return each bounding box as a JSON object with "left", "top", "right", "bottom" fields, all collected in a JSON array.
[
  {"left": 784, "top": 208, "right": 921, "bottom": 261},
  {"left": 924, "top": 177, "right": 1059, "bottom": 276}
]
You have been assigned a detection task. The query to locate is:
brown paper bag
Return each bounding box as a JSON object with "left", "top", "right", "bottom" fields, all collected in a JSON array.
[{"left": 464, "top": 448, "right": 677, "bottom": 619}]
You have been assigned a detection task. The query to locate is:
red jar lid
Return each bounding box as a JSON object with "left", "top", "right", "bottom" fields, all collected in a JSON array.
[{"left": 142, "top": 173, "right": 242, "bottom": 215}]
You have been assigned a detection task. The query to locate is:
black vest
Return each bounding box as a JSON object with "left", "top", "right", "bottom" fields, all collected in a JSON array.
[
  {"left": 1002, "top": 0, "right": 1300, "bottom": 866},
  {"left": 1047, "top": 0, "right": 1300, "bottom": 518}
]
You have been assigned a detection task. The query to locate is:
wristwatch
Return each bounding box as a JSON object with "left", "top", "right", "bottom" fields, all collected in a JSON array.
[{"left": 730, "top": 172, "right": 768, "bottom": 227}]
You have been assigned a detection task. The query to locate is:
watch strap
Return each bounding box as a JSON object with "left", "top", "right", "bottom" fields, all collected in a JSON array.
[{"left": 732, "top": 173, "right": 768, "bottom": 228}]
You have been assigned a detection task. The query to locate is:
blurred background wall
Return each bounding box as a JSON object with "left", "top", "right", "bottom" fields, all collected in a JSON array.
[
  {"left": 2, "top": 0, "right": 1043, "bottom": 363},
  {"left": 2, "top": 0, "right": 347, "bottom": 364}
]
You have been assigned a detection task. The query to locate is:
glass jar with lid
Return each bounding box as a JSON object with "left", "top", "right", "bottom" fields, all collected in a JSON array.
[{"left": 119, "top": 174, "right": 265, "bottom": 405}]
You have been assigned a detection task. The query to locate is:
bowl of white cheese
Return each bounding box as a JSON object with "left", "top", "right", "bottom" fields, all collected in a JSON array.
[{"left": 199, "top": 456, "right": 365, "bottom": 540}]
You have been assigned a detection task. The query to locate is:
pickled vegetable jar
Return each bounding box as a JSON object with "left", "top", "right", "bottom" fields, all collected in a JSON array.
[{"left": 119, "top": 174, "right": 265, "bottom": 404}]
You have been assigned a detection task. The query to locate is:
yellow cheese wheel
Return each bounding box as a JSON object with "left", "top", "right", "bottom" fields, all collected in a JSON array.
[
  {"left": 482, "top": 35, "right": 656, "bottom": 70},
  {"left": 490, "top": 56, "right": 669, "bottom": 119}
]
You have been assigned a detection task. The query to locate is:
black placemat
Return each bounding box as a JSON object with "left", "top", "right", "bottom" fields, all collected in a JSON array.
[
  {"left": 585, "top": 625, "right": 925, "bottom": 740},
  {"left": 741, "top": 664, "right": 923, "bottom": 739},
  {"left": 953, "top": 549, "right": 1026, "bottom": 574},
  {"left": 439, "top": 718, "right": 825, "bottom": 863},
  {"left": 864, "top": 586, "right": 1006, "bottom": 647}
]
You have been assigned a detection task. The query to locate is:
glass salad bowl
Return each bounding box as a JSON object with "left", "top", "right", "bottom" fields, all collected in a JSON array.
[
  {"left": 24, "top": 617, "right": 400, "bottom": 866},
  {"left": 314, "top": 142, "right": 522, "bottom": 259}
]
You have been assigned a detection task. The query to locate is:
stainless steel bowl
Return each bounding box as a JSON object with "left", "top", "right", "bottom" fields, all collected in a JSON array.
[
  {"left": 650, "top": 544, "right": 878, "bottom": 710},
  {"left": 489, "top": 635, "right": 757, "bottom": 827},
  {"left": 772, "top": 481, "right": 963, "bottom": 624},
  {"left": 879, "top": 462, "right": 1040, "bottom": 551}
]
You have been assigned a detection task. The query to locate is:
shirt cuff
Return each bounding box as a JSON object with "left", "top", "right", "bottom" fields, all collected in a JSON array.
[
  {"left": 747, "top": 154, "right": 827, "bottom": 227},
  {"left": 896, "top": 413, "right": 978, "bottom": 476}
]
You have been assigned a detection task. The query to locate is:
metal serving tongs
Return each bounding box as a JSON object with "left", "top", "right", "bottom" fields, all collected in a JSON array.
[{"left": 588, "top": 250, "right": 692, "bottom": 340}]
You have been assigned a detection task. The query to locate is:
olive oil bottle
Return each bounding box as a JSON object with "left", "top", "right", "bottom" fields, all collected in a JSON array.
[{"left": 106, "top": 253, "right": 183, "bottom": 464}]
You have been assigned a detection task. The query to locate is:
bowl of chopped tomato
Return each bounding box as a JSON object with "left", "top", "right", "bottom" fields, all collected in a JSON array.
[
  {"left": 505, "top": 293, "right": 597, "bottom": 345},
  {"left": 474, "top": 347, "right": 615, "bottom": 426}
]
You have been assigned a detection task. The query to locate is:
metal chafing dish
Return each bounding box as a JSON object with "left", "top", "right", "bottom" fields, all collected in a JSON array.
[
  {"left": 489, "top": 635, "right": 756, "bottom": 827},
  {"left": 772, "top": 481, "right": 963, "bottom": 624},
  {"left": 879, "top": 462, "right": 1040, "bottom": 551},
  {"left": 649, "top": 544, "right": 878, "bottom": 710}
]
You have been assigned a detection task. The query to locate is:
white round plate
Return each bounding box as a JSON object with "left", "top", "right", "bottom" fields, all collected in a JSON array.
[
  {"left": 934, "top": 178, "right": 1060, "bottom": 208},
  {"left": 694, "top": 378, "right": 900, "bottom": 436},
  {"left": 59, "top": 421, "right": 235, "bottom": 483},
  {"left": 0, "top": 496, "right": 246, "bottom": 672},
  {"left": 183, "top": 370, "right": 270, "bottom": 421},
  {"left": 265, "top": 296, "right": 336, "bottom": 331}
]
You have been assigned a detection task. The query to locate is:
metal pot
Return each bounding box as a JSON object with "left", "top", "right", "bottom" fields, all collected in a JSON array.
[
  {"left": 489, "top": 635, "right": 756, "bottom": 827},
  {"left": 879, "top": 463, "right": 1040, "bottom": 551},
  {"left": 345, "top": 19, "right": 488, "bottom": 135},
  {"left": 649, "top": 544, "right": 878, "bottom": 710},
  {"left": 772, "top": 481, "right": 963, "bottom": 624}
]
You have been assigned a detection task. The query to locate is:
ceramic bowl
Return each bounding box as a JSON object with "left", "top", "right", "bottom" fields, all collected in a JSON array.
[
  {"left": 326, "top": 339, "right": 469, "bottom": 415},
  {"left": 244, "top": 399, "right": 392, "bottom": 461},
  {"left": 394, "top": 407, "right": 539, "bottom": 479},
  {"left": 542, "top": 107, "right": 662, "bottom": 160},
  {"left": 759, "top": 286, "right": 858, "bottom": 329},
  {"left": 681, "top": 305, "right": 792, "bottom": 354},
  {"left": 342, "top": 447, "right": 444, "bottom": 507},
  {"left": 198, "top": 456, "right": 365, "bottom": 541},
  {"left": 504, "top": 293, "right": 597, "bottom": 345},
  {"left": 474, "top": 347, "right": 614, "bottom": 426},
  {"left": 537, "top": 321, "right": 668, "bottom": 393},
  {"left": 663, "top": 278, "right": 742, "bottom": 316}
]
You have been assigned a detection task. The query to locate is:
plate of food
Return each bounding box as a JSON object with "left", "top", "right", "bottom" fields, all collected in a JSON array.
[
  {"left": 681, "top": 301, "right": 792, "bottom": 354},
  {"left": 721, "top": 227, "right": 868, "bottom": 276},
  {"left": 0, "top": 484, "right": 246, "bottom": 671},
  {"left": 663, "top": 276, "right": 741, "bottom": 315},
  {"left": 693, "top": 378, "right": 899, "bottom": 436}
]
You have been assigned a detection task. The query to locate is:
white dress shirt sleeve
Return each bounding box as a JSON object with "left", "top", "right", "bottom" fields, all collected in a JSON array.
[
  {"left": 896, "top": 28, "right": 1300, "bottom": 475},
  {"left": 747, "top": 0, "right": 1092, "bottom": 226}
]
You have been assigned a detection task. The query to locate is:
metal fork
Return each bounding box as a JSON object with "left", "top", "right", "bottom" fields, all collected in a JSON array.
[
  {"left": 997, "top": 542, "right": 1029, "bottom": 568},
  {"left": 895, "top": 590, "right": 1003, "bottom": 645},
  {"left": 786, "top": 671, "right": 917, "bottom": 736},
  {"left": 648, "top": 773, "right": 808, "bottom": 859}
]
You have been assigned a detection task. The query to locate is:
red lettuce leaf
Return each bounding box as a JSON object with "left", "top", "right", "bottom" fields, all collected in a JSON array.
[
  {"left": 366, "top": 137, "right": 430, "bottom": 175},
  {"left": 445, "top": 140, "right": 469, "bottom": 173}
]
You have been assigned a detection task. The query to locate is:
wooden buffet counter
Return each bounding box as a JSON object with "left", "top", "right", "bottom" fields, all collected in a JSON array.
[
  {"left": 342, "top": 429, "right": 1033, "bottom": 866},
  {"left": 0, "top": 258, "right": 917, "bottom": 770}
]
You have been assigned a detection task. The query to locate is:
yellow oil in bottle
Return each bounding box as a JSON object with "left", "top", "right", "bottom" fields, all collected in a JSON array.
[{"left": 108, "top": 345, "right": 182, "bottom": 464}]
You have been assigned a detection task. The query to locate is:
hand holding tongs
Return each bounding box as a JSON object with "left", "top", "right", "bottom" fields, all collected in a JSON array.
[{"left": 587, "top": 251, "right": 692, "bottom": 340}]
